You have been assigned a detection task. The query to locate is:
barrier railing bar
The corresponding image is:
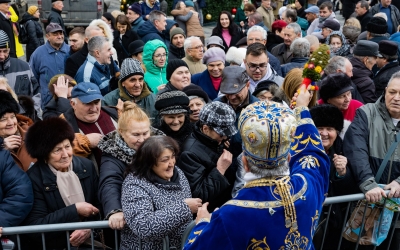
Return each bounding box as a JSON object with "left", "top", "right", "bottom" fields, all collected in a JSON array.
[
  {"left": 41, "top": 232, "right": 45, "bottom": 250},
  {"left": 91, "top": 229, "right": 94, "bottom": 250},
  {"left": 66, "top": 230, "right": 70, "bottom": 250},
  {"left": 373, "top": 199, "right": 387, "bottom": 250},
  {"left": 386, "top": 212, "right": 400, "bottom": 250},
  {"left": 320, "top": 204, "right": 332, "bottom": 248},
  {"left": 355, "top": 203, "right": 369, "bottom": 250},
  {"left": 114, "top": 229, "right": 119, "bottom": 250},
  {"left": 16, "top": 234, "right": 21, "bottom": 250},
  {"left": 337, "top": 201, "right": 352, "bottom": 250}
]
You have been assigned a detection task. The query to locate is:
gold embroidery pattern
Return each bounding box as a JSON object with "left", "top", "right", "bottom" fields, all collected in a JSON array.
[
  {"left": 298, "top": 155, "right": 320, "bottom": 169},
  {"left": 224, "top": 174, "right": 307, "bottom": 209},
  {"left": 291, "top": 132, "right": 325, "bottom": 157},
  {"left": 247, "top": 237, "right": 271, "bottom": 250},
  {"left": 279, "top": 229, "right": 309, "bottom": 250},
  {"left": 311, "top": 210, "right": 319, "bottom": 237}
]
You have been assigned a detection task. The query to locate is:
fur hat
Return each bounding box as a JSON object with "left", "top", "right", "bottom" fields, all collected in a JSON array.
[
  {"left": 319, "top": 73, "right": 354, "bottom": 103},
  {"left": 25, "top": 117, "right": 75, "bottom": 161},
  {"left": 89, "top": 19, "right": 114, "bottom": 44},
  {"left": 225, "top": 47, "right": 246, "bottom": 66},
  {"left": 0, "top": 90, "right": 19, "bottom": 118},
  {"left": 182, "top": 84, "right": 210, "bottom": 103},
  {"left": 310, "top": 104, "right": 344, "bottom": 132},
  {"left": 155, "top": 91, "right": 190, "bottom": 115},
  {"left": 367, "top": 17, "right": 388, "bottom": 34},
  {"left": 342, "top": 25, "right": 361, "bottom": 44},
  {"left": 166, "top": 59, "right": 189, "bottom": 81}
]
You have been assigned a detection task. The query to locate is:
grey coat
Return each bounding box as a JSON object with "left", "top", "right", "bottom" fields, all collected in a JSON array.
[{"left": 120, "top": 167, "right": 192, "bottom": 250}]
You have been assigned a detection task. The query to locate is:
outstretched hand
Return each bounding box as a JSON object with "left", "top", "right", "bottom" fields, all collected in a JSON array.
[{"left": 291, "top": 84, "right": 312, "bottom": 108}]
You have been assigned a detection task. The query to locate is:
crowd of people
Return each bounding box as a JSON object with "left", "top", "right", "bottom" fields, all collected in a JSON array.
[{"left": 2, "top": 0, "right": 400, "bottom": 249}]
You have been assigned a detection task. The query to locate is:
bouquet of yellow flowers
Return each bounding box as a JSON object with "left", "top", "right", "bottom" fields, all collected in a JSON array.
[{"left": 302, "top": 44, "right": 331, "bottom": 91}]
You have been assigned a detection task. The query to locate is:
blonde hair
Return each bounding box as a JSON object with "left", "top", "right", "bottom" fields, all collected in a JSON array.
[
  {"left": 0, "top": 77, "right": 18, "bottom": 101},
  {"left": 281, "top": 68, "right": 317, "bottom": 108},
  {"left": 118, "top": 102, "right": 150, "bottom": 132},
  {"left": 344, "top": 17, "right": 361, "bottom": 29}
]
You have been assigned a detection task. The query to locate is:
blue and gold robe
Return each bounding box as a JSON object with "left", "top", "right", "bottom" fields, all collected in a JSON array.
[{"left": 183, "top": 107, "right": 330, "bottom": 250}]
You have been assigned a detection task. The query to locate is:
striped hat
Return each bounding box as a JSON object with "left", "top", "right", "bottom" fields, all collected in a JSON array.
[{"left": 0, "top": 30, "right": 9, "bottom": 49}]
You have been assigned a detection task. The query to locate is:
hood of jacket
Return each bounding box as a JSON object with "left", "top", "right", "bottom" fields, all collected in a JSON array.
[
  {"left": 98, "top": 130, "right": 136, "bottom": 164},
  {"left": 390, "top": 32, "right": 400, "bottom": 43},
  {"left": 137, "top": 20, "right": 161, "bottom": 38},
  {"left": 297, "top": 16, "right": 309, "bottom": 30},
  {"left": 143, "top": 39, "right": 168, "bottom": 75},
  {"left": 163, "top": 19, "right": 178, "bottom": 38},
  {"left": 21, "top": 12, "right": 38, "bottom": 24},
  {"left": 89, "top": 19, "right": 114, "bottom": 44}
]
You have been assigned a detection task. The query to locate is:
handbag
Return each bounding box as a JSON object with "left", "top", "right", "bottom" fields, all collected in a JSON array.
[{"left": 342, "top": 128, "right": 400, "bottom": 246}]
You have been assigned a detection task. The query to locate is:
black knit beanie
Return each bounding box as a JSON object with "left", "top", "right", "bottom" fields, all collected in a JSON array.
[
  {"left": 310, "top": 104, "right": 344, "bottom": 132},
  {"left": 0, "top": 90, "right": 19, "bottom": 118},
  {"left": 166, "top": 59, "right": 189, "bottom": 81},
  {"left": 367, "top": 17, "right": 388, "bottom": 34}
]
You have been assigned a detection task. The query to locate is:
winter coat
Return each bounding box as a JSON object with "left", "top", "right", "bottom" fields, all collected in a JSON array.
[
  {"left": 120, "top": 167, "right": 192, "bottom": 250},
  {"left": 280, "top": 57, "right": 309, "bottom": 77},
  {"left": 297, "top": 16, "right": 309, "bottom": 37},
  {"left": 21, "top": 13, "right": 45, "bottom": 62},
  {"left": 113, "top": 29, "right": 139, "bottom": 66},
  {"left": 21, "top": 156, "right": 99, "bottom": 250},
  {"left": 42, "top": 97, "right": 71, "bottom": 120},
  {"left": 342, "top": 0, "right": 357, "bottom": 20},
  {"left": 256, "top": 5, "right": 275, "bottom": 31},
  {"left": 156, "top": 118, "right": 194, "bottom": 153},
  {"left": 0, "top": 10, "right": 16, "bottom": 58},
  {"left": 46, "top": 8, "right": 67, "bottom": 43},
  {"left": 0, "top": 56, "right": 41, "bottom": 115},
  {"left": 140, "top": 0, "right": 160, "bottom": 20},
  {"left": 182, "top": 55, "right": 207, "bottom": 75},
  {"left": 172, "top": 9, "right": 192, "bottom": 34},
  {"left": 234, "top": 7, "right": 247, "bottom": 25},
  {"left": 307, "top": 12, "right": 337, "bottom": 37},
  {"left": 168, "top": 43, "right": 185, "bottom": 61},
  {"left": 343, "top": 97, "right": 400, "bottom": 193},
  {"left": 371, "top": 3, "right": 400, "bottom": 34},
  {"left": 211, "top": 25, "right": 244, "bottom": 53},
  {"left": 65, "top": 43, "right": 89, "bottom": 78},
  {"left": 357, "top": 11, "right": 373, "bottom": 32},
  {"left": 374, "top": 60, "right": 400, "bottom": 98},
  {"left": 102, "top": 79, "right": 158, "bottom": 122},
  {"left": 297, "top": 7, "right": 306, "bottom": 19},
  {"left": 267, "top": 33, "right": 283, "bottom": 52},
  {"left": 271, "top": 43, "right": 292, "bottom": 65},
  {"left": 349, "top": 57, "right": 377, "bottom": 103},
  {"left": 178, "top": 124, "right": 232, "bottom": 212},
  {"left": 143, "top": 40, "right": 168, "bottom": 93},
  {"left": 192, "top": 69, "right": 219, "bottom": 100},
  {"left": 137, "top": 20, "right": 170, "bottom": 46},
  {"left": 0, "top": 137, "right": 33, "bottom": 227},
  {"left": 9, "top": 6, "right": 24, "bottom": 58},
  {"left": 131, "top": 16, "right": 145, "bottom": 33},
  {"left": 170, "top": 7, "right": 204, "bottom": 38}
]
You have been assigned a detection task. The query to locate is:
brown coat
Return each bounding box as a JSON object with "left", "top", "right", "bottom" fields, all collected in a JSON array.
[
  {"left": 11, "top": 114, "right": 36, "bottom": 171},
  {"left": 257, "top": 6, "right": 275, "bottom": 31},
  {"left": 171, "top": 7, "right": 204, "bottom": 38}
]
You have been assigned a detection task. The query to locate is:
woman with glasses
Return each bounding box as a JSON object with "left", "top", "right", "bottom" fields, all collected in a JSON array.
[
  {"left": 143, "top": 39, "right": 168, "bottom": 93},
  {"left": 177, "top": 102, "right": 238, "bottom": 212},
  {"left": 113, "top": 15, "right": 139, "bottom": 66},
  {"left": 211, "top": 11, "right": 245, "bottom": 53}
]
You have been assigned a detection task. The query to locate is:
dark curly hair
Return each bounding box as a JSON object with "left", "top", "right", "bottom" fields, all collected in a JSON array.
[{"left": 212, "top": 11, "right": 240, "bottom": 38}]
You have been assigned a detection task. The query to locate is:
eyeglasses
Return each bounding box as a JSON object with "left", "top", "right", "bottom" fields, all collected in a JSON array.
[
  {"left": 154, "top": 53, "right": 167, "bottom": 59},
  {"left": 189, "top": 45, "right": 204, "bottom": 51},
  {"left": 247, "top": 63, "right": 268, "bottom": 71}
]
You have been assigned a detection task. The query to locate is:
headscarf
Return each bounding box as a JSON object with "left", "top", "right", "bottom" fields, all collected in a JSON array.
[{"left": 326, "top": 31, "right": 350, "bottom": 57}]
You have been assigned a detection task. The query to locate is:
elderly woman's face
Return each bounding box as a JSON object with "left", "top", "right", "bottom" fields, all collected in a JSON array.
[
  {"left": 189, "top": 97, "right": 205, "bottom": 122},
  {"left": 0, "top": 112, "right": 17, "bottom": 137},
  {"left": 256, "top": 90, "right": 273, "bottom": 101},
  {"left": 163, "top": 113, "right": 185, "bottom": 131},
  {"left": 152, "top": 148, "right": 175, "bottom": 180},
  {"left": 327, "top": 91, "right": 351, "bottom": 111},
  {"left": 47, "top": 139, "right": 73, "bottom": 171},
  {"left": 119, "top": 120, "right": 151, "bottom": 151},
  {"left": 317, "top": 127, "right": 337, "bottom": 151},
  {"left": 170, "top": 66, "right": 191, "bottom": 90}
]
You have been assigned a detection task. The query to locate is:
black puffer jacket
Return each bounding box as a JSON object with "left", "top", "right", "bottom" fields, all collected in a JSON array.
[
  {"left": 374, "top": 61, "right": 400, "bottom": 98},
  {"left": 177, "top": 123, "right": 232, "bottom": 212},
  {"left": 349, "top": 56, "right": 377, "bottom": 103},
  {"left": 113, "top": 29, "right": 139, "bottom": 66},
  {"left": 21, "top": 13, "right": 44, "bottom": 62}
]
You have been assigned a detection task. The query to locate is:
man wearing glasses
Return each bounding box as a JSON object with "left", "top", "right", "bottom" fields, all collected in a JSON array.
[
  {"left": 182, "top": 36, "right": 207, "bottom": 75},
  {"left": 244, "top": 43, "right": 283, "bottom": 93}
]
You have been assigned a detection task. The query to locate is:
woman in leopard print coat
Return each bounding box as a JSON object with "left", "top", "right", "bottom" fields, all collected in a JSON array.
[{"left": 120, "top": 136, "right": 202, "bottom": 250}]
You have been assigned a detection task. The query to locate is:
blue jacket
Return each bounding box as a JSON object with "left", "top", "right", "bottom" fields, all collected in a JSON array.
[
  {"left": 29, "top": 42, "right": 70, "bottom": 108},
  {"left": 280, "top": 57, "right": 309, "bottom": 77},
  {"left": 140, "top": 1, "right": 160, "bottom": 20},
  {"left": 214, "top": 93, "right": 259, "bottom": 158},
  {"left": 137, "top": 21, "right": 170, "bottom": 47},
  {"left": 75, "top": 54, "right": 120, "bottom": 96},
  {"left": 267, "top": 51, "right": 283, "bottom": 77},
  {"left": 0, "top": 137, "right": 33, "bottom": 227},
  {"left": 131, "top": 16, "right": 145, "bottom": 33},
  {"left": 192, "top": 70, "right": 219, "bottom": 100}
]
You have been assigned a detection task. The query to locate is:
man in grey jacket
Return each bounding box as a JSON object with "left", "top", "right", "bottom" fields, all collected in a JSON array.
[{"left": 370, "top": 0, "right": 400, "bottom": 35}]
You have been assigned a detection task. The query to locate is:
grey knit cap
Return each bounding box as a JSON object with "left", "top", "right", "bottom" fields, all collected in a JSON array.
[
  {"left": 119, "top": 58, "right": 144, "bottom": 83},
  {"left": 0, "top": 30, "right": 9, "bottom": 49},
  {"left": 155, "top": 91, "right": 190, "bottom": 115}
]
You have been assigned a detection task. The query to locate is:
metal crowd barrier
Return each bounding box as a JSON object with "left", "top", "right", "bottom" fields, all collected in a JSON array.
[{"left": 2, "top": 192, "right": 397, "bottom": 250}]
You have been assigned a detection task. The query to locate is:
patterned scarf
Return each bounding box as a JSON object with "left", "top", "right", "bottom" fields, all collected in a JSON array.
[{"left": 98, "top": 130, "right": 136, "bottom": 164}]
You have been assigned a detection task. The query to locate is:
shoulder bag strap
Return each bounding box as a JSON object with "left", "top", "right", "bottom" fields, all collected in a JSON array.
[
  {"left": 119, "top": 37, "right": 130, "bottom": 57},
  {"left": 375, "top": 128, "right": 400, "bottom": 182}
]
